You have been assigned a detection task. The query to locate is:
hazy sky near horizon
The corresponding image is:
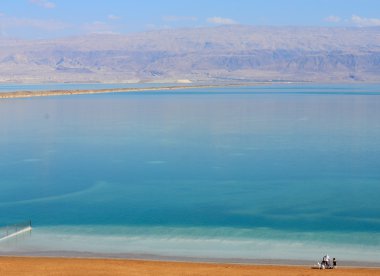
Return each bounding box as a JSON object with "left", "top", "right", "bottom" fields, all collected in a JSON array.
[{"left": 1, "top": 0, "right": 380, "bottom": 39}]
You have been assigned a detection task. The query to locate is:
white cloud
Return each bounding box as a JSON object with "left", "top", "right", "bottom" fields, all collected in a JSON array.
[
  {"left": 207, "top": 17, "right": 237, "bottom": 25},
  {"left": 162, "top": 15, "right": 198, "bottom": 22},
  {"left": 29, "top": 0, "right": 56, "bottom": 9},
  {"left": 351, "top": 15, "right": 380, "bottom": 27},
  {"left": 324, "top": 15, "right": 341, "bottom": 23},
  {"left": 108, "top": 14, "right": 121, "bottom": 20}
]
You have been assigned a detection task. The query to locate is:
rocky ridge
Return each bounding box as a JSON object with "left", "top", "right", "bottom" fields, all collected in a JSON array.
[{"left": 1, "top": 25, "right": 380, "bottom": 83}]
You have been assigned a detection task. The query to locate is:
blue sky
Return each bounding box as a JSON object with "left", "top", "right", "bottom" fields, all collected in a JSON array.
[{"left": 1, "top": 0, "right": 380, "bottom": 39}]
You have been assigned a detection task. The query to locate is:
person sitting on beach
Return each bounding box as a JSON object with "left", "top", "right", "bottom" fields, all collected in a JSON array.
[
  {"left": 321, "top": 254, "right": 331, "bottom": 268},
  {"left": 333, "top": 258, "right": 337, "bottom": 268}
]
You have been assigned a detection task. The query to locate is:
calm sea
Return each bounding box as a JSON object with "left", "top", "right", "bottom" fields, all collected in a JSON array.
[{"left": 0, "top": 84, "right": 379, "bottom": 263}]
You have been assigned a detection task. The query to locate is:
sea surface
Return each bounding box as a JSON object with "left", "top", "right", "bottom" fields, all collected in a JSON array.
[{"left": 0, "top": 84, "right": 380, "bottom": 264}]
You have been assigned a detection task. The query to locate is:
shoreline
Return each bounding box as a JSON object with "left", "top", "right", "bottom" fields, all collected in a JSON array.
[
  {"left": 2, "top": 81, "right": 380, "bottom": 99},
  {"left": 1, "top": 250, "right": 379, "bottom": 268},
  {"left": 0, "top": 82, "right": 282, "bottom": 99},
  {"left": 2, "top": 227, "right": 379, "bottom": 269},
  {"left": 1, "top": 256, "right": 380, "bottom": 276}
]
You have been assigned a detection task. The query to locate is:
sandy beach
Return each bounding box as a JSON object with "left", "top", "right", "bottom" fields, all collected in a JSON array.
[{"left": 0, "top": 257, "right": 379, "bottom": 276}]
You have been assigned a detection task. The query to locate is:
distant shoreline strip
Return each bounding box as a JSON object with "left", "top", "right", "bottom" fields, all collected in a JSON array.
[
  {"left": 0, "top": 83, "right": 273, "bottom": 99},
  {"left": 0, "top": 253, "right": 379, "bottom": 269}
]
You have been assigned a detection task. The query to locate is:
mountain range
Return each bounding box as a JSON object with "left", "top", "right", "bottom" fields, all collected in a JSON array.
[{"left": 1, "top": 25, "right": 380, "bottom": 83}]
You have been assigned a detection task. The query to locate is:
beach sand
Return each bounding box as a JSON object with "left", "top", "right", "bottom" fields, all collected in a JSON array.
[{"left": 1, "top": 257, "right": 380, "bottom": 276}]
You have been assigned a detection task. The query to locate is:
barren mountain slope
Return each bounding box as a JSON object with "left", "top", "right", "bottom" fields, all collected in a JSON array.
[{"left": 1, "top": 25, "right": 380, "bottom": 83}]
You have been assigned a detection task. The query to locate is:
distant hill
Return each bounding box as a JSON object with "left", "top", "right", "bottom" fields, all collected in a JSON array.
[{"left": 1, "top": 25, "right": 380, "bottom": 83}]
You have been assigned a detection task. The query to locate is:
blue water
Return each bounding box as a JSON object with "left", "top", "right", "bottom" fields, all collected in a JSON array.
[{"left": 0, "top": 84, "right": 380, "bottom": 262}]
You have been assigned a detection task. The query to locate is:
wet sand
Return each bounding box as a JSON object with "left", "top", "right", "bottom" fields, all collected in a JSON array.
[{"left": 1, "top": 257, "right": 380, "bottom": 276}]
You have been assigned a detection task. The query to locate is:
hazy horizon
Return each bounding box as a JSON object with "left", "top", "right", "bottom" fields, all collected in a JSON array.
[
  {"left": 3, "top": 24, "right": 380, "bottom": 42},
  {"left": 1, "top": 0, "right": 380, "bottom": 39},
  {"left": 1, "top": 1, "right": 380, "bottom": 83}
]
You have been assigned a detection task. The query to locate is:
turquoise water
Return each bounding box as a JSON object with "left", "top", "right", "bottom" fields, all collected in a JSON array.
[{"left": 0, "top": 84, "right": 380, "bottom": 263}]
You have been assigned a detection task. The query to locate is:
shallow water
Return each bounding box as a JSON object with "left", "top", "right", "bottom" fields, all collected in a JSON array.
[{"left": 0, "top": 84, "right": 379, "bottom": 262}]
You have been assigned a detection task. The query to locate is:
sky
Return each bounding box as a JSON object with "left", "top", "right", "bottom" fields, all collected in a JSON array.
[{"left": 1, "top": 0, "right": 380, "bottom": 39}]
